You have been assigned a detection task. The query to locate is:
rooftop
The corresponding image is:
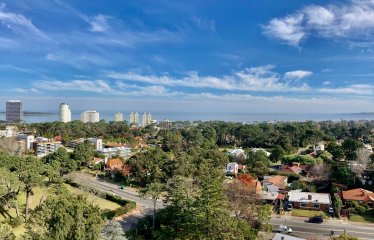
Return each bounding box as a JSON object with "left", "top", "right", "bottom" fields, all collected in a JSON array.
[
  {"left": 342, "top": 188, "right": 374, "bottom": 202},
  {"left": 288, "top": 191, "right": 331, "bottom": 205}
]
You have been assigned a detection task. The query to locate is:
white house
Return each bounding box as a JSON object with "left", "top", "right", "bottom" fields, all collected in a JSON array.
[
  {"left": 251, "top": 148, "right": 271, "bottom": 157},
  {"left": 288, "top": 190, "right": 331, "bottom": 210},
  {"left": 227, "top": 148, "right": 246, "bottom": 158},
  {"left": 225, "top": 162, "right": 239, "bottom": 174},
  {"left": 313, "top": 143, "right": 325, "bottom": 152}
]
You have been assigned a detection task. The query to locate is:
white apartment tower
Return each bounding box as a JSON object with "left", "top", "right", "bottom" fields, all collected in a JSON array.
[
  {"left": 114, "top": 112, "right": 123, "bottom": 122},
  {"left": 81, "top": 111, "right": 100, "bottom": 123},
  {"left": 59, "top": 103, "right": 71, "bottom": 123},
  {"left": 142, "top": 112, "right": 152, "bottom": 127},
  {"left": 129, "top": 112, "right": 139, "bottom": 125}
]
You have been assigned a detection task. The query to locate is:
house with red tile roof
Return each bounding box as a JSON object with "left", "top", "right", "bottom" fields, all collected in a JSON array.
[
  {"left": 106, "top": 158, "right": 124, "bottom": 171},
  {"left": 262, "top": 175, "right": 288, "bottom": 193},
  {"left": 342, "top": 188, "right": 374, "bottom": 206}
]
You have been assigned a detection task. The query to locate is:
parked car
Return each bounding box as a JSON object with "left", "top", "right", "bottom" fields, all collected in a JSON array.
[
  {"left": 286, "top": 203, "right": 293, "bottom": 211},
  {"left": 275, "top": 225, "right": 293, "bottom": 234},
  {"left": 308, "top": 216, "right": 323, "bottom": 224}
]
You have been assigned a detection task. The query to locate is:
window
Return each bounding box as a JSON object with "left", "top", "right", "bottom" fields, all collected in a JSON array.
[
  {"left": 313, "top": 204, "right": 320, "bottom": 209},
  {"left": 300, "top": 203, "right": 307, "bottom": 208}
]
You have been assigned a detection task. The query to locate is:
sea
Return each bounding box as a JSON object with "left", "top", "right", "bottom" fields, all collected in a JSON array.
[{"left": 0, "top": 111, "right": 374, "bottom": 124}]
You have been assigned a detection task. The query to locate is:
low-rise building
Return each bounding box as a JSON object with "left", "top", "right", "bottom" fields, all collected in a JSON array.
[
  {"left": 288, "top": 190, "right": 331, "bottom": 211},
  {"left": 68, "top": 138, "right": 103, "bottom": 151},
  {"left": 263, "top": 175, "right": 288, "bottom": 193},
  {"left": 99, "top": 146, "right": 132, "bottom": 159},
  {"left": 106, "top": 158, "right": 124, "bottom": 171},
  {"left": 342, "top": 188, "right": 374, "bottom": 206},
  {"left": 0, "top": 126, "right": 18, "bottom": 138},
  {"left": 251, "top": 148, "right": 271, "bottom": 157},
  {"left": 17, "top": 134, "right": 35, "bottom": 150},
  {"left": 261, "top": 191, "right": 285, "bottom": 204},
  {"left": 34, "top": 141, "right": 62, "bottom": 157},
  {"left": 225, "top": 162, "right": 239, "bottom": 174},
  {"left": 272, "top": 233, "right": 305, "bottom": 240}
]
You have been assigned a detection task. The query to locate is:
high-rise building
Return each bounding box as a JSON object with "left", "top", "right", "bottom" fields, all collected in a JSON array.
[
  {"left": 114, "top": 112, "right": 123, "bottom": 122},
  {"left": 80, "top": 110, "right": 100, "bottom": 123},
  {"left": 142, "top": 112, "right": 153, "bottom": 127},
  {"left": 129, "top": 112, "right": 139, "bottom": 125},
  {"left": 6, "top": 100, "right": 23, "bottom": 123},
  {"left": 59, "top": 103, "right": 71, "bottom": 123}
]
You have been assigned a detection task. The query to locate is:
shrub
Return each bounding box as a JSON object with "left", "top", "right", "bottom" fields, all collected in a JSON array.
[{"left": 114, "top": 201, "right": 136, "bottom": 217}]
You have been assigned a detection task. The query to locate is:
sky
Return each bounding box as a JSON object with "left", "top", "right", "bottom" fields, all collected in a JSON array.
[{"left": 0, "top": 0, "right": 374, "bottom": 114}]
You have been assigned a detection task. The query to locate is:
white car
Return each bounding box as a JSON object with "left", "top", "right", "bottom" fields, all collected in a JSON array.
[{"left": 275, "top": 225, "right": 293, "bottom": 234}]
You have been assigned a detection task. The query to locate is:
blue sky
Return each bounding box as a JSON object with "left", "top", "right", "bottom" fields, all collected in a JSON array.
[{"left": 0, "top": 0, "right": 373, "bottom": 113}]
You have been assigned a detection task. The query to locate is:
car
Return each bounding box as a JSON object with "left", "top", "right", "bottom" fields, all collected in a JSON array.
[
  {"left": 328, "top": 207, "right": 334, "bottom": 214},
  {"left": 308, "top": 215, "right": 323, "bottom": 224},
  {"left": 286, "top": 203, "right": 293, "bottom": 211},
  {"left": 275, "top": 225, "right": 292, "bottom": 234}
]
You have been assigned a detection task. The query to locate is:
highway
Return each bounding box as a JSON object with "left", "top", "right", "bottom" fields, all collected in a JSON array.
[
  {"left": 72, "top": 173, "right": 374, "bottom": 238},
  {"left": 271, "top": 215, "right": 374, "bottom": 240}
]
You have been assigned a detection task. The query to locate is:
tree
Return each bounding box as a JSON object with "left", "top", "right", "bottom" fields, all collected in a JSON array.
[
  {"left": 25, "top": 191, "right": 103, "bottom": 240},
  {"left": 140, "top": 182, "right": 164, "bottom": 231},
  {"left": 309, "top": 163, "right": 331, "bottom": 181},
  {"left": 247, "top": 151, "right": 269, "bottom": 177},
  {"left": 72, "top": 141, "right": 95, "bottom": 168},
  {"left": 342, "top": 139, "right": 363, "bottom": 161},
  {"left": 0, "top": 168, "right": 21, "bottom": 219},
  {"left": 16, "top": 157, "right": 44, "bottom": 222},
  {"left": 101, "top": 221, "right": 127, "bottom": 240},
  {"left": 0, "top": 223, "right": 15, "bottom": 240},
  {"left": 225, "top": 179, "right": 270, "bottom": 231},
  {"left": 326, "top": 143, "right": 345, "bottom": 162},
  {"left": 270, "top": 145, "right": 285, "bottom": 163},
  {"left": 44, "top": 147, "right": 77, "bottom": 176},
  {"left": 330, "top": 234, "right": 359, "bottom": 240}
]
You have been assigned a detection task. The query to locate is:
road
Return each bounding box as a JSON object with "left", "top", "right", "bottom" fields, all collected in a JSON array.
[
  {"left": 71, "top": 172, "right": 164, "bottom": 229},
  {"left": 271, "top": 215, "right": 374, "bottom": 240},
  {"left": 72, "top": 173, "right": 374, "bottom": 238}
]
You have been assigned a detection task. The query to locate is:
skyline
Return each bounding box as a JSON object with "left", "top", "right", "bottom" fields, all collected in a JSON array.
[{"left": 0, "top": 0, "right": 374, "bottom": 113}]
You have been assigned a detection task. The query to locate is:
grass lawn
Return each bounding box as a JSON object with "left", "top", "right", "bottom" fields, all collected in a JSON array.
[
  {"left": 349, "top": 214, "right": 374, "bottom": 223},
  {"left": 291, "top": 209, "right": 328, "bottom": 218},
  {"left": 64, "top": 184, "right": 121, "bottom": 211}
]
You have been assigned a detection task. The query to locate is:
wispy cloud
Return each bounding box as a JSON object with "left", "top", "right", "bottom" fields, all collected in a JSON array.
[
  {"left": 192, "top": 17, "right": 215, "bottom": 31},
  {"left": 319, "top": 84, "right": 374, "bottom": 95},
  {"left": 284, "top": 70, "right": 313, "bottom": 80},
  {"left": 33, "top": 80, "right": 112, "bottom": 93},
  {"left": 88, "top": 14, "right": 111, "bottom": 32},
  {"left": 46, "top": 52, "right": 110, "bottom": 68},
  {"left": 107, "top": 65, "right": 310, "bottom": 92},
  {"left": 0, "top": 3, "right": 52, "bottom": 42},
  {"left": 263, "top": 0, "right": 374, "bottom": 46}
]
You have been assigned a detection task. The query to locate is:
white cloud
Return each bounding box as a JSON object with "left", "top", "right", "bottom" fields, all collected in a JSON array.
[
  {"left": 319, "top": 84, "right": 374, "bottom": 95},
  {"left": 322, "top": 81, "right": 331, "bottom": 85},
  {"left": 192, "top": 17, "right": 215, "bottom": 31},
  {"left": 0, "top": 5, "right": 52, "bottom": 41},
  {"left": 33, "top": 80, "right": 112, "bottom": 93},
  {"left": 263, "top": 13, "right": 305, "bottom": 46},
  {"left": 263, "top": 0, "right": 374, "bottom": 46},
  {"left": 89, "top": 14, "right": 111, "bottom": 32},
  {"left": 46, "top": 52, "right": 110, "bottom": 68},
  {"left": 284, "top": 70, "right": 313, "bottom": 80},
  {"left": 107, "top": 65, "right": 310, "bottom": 92}
]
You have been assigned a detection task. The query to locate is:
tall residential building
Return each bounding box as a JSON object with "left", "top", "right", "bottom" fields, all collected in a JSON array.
[
  {"left": 129, "top": 112, "right": 139, "bottom": 125},
  {"left": 6, "top": 100, "right": 23, "bottom": 123},
  {"left": 80, "top": 110, "right": 100, "bottom": 123},
  {"left": 114, "top": 112, "right": 123, "bottom": 122},
  {"left": 59, "top": 103, "right": 71, "bottom": 123},
  {"left": 142, "top": 112, "right": 152, "bottom": 127}
]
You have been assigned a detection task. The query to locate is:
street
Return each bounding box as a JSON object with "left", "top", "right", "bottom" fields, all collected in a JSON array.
[
  {"left": 72, "top": 173, "right": 374, "bottom": 238},
  {"left": 270, "top": 215, "right": 374, "bottom": 240}
]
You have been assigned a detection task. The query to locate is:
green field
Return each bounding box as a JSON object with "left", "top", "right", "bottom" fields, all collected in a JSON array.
[
  {"left": 291, "top": 209, "right": 328, "bottom": 218},
  {"left": 349, "top": 214, "right": 374, "bottom": 223},
  {"left": 64, "top": 184, "right": 121, "bottom": 211}
]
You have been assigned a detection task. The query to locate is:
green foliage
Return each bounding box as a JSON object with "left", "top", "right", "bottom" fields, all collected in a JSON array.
[
  {"left": 113, "top": 202, "right": 136, "bottom": 217},
  {"left": 72, "top": 141, "right": 95, "bottom": 168},
  {"left": 247, "top": 150, "right": 269, "bottom": 177},
  {"left": 101, "top": 221, "right": 127, "bottom": 240},
  {"left": 282, "top": 154, "right": 322, "bottom": 165},
  {"left": 25, "top": 192, "right": 104, "bottom": 240},
  {"left": 333, "top": 194, "right": 342, "bottom": 218},
  {"left": 270, "top": 145, "right": 286, "bottom": 163},
  {"left": 43, "top": 147, "right": 77, "bottom": 176},
  {"left": 330, "top": 234, "right": 359, "bottom": 240},
  {"left": 342, "top": 139, "right": 363, "bottom": 160},
  {"left": 0, "top": 223, "right": 15, "bottom": 240}
]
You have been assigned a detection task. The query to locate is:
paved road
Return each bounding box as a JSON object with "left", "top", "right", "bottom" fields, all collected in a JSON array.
[
  {"left": 271, "top": 215, "right": 374, "bottom": 240},
  {"left": 72, "top": 173, "right": 374, "bottom": 238},
  {"left": 71, "top": 172, "right": 164, "bottom": 230}
]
